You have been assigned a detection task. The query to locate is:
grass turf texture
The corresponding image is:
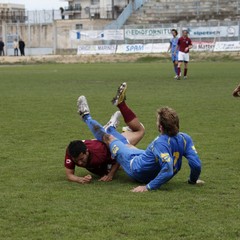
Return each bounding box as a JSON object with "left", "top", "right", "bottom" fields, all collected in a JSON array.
[{"left": 0, "top": 62, "right": 239, "bottom": 240}]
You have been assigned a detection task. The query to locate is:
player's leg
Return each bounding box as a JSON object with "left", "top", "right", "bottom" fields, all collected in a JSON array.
[
  {"left": 174, "top": 60, "right": 178, "bottom": 78},
  {"left": 112, "top": 82, "right": 145, "bottom": 146},
  {"left": 177, "top": 52, "right": 183, "bottom": 80},
  {"left": 107, "top": 138, "right": 144, "bottom": 180},
  {"left": 172, "top": 55, "right": 178, "bottom": 78},
  {"left": 77, "top": 95, "right": 128, "bottom": 144},
  {"left": 183, "top": 53, "right": 189, "bottom": 79},
  {"left": 184, "top": 62, "right": 188, "bottom": 79}
]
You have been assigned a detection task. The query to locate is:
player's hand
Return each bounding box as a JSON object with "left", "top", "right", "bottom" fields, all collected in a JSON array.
[
  {"left": 184, "top": 47, "right": 189, "bottom": 52},
  {"left": 131, "top": 186, "right": 148, "bottom": 192},
  {"left": 80, "top": 175, "right": 92, "bottom": 184},
  {"left": 196, "top": 179, "right": 205, "bottom": 185},
  {"left": 98, "top": 174, "right": 113, "bottom": 182}
]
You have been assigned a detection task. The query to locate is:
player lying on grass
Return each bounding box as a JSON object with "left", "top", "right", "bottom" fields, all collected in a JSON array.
[
  {"left": 65, "top": 83, "right": 145, "bottom": 184},
  {"left": 77, "top": 82, "right": 204, "bottom": 192},
  {"left": 232, "top": 83, "right": 240, "bottom": 97}
]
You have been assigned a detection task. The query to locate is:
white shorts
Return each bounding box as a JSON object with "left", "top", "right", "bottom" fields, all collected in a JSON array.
[{"left": 178, "top": 51, "right": 190, "bottom": 62}]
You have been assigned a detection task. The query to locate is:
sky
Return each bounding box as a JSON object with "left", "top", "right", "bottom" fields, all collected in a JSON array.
[{"left": 1, "top": 0, "right": 68, "bottom": 10}]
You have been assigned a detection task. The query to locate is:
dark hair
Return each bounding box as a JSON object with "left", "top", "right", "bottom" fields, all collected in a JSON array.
[
  {"left": 171, "top": 29, "right": 178, "bottom": 35},
  {"left": 157, "top": 107, "right": 179, "bottom": 137},
  {"left": 68, "top": 140, "right": 87, "bottom": 158}
]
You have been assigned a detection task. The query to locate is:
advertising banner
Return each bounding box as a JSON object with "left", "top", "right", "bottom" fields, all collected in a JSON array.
[
  {"left": 214, "top": 41, "right": 240, "bottom": 52},
  {"left": 192, "top": 41, "right": 215, "bottom": 52},
  {"left": 71, "top": 30, "right": 124, "bottom": 41},
  {"left": 189, "top": 26, "right": 239, "bottom": 38},
  {"left": 77, "top": 45, "right": 117, "bottom": 54},
  {"left": 125, "top": 28, "right": 174, "bottom": 40},
  {"left": 116, "top": 43, "right": 169, "bottom": 53}
]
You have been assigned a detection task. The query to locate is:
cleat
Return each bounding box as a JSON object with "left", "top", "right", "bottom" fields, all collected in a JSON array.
[
  {"left": 183, "top": 76, "right": 187, "bottom": 80},
  {"left": 174, "top": 75, "right": 178, "bottom": 79},
  {"left": 104, "top": 111, "right": 122, "bottom": 130},
  {"left": 77, "top": 96, "right": 90, "bottom": 116},
  {"left": 122, "top": 126, "right": 133, "bottom": 132},
  {"left": 122, "top": 123, "right": 145, "bottom": 133},
  {"left": 176, "top": 76, "right": 181, "bottom": 80},
  {"left": 111, "top": 82, "right": 127, "bottom": 106}
]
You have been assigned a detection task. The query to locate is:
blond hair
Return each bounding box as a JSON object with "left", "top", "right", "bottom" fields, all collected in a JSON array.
[{"left": 157, "top": 107, "right": 179, "bottom": 136}]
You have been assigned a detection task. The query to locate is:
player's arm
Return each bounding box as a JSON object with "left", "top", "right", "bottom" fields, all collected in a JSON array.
[
  {"left": 183, "top": 135, "right": 203, "bottom": 184},
  {"left": 167, "top": 41, "right": 172, "bottom": 52},
  {"left": 185, "top": 40, "right": 193, "bottom": 52},
  {"left": 65, "top": 168, "right": 92, "bottom": 184},
  {"left": 132, "top": 158, "right": 174, "bottom": 192},
  {"left": 99, "top": 162, "right": 120, "bottom": 182},
  {"left": 132, "top": 145, "right": 174, "bottom": 192}
]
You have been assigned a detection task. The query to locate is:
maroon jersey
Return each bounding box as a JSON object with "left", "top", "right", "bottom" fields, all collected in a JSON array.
[
  {"left": 65, "top": 140, "right": 115, "bottom": 176},
  {"left": 178, "top": 36, "right": 192, "bottom": 53}
]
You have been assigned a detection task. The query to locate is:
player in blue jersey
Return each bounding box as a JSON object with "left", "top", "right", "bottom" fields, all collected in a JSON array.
[
  {"left": 168, "top": 29, "right": 179, "bottom": 79},
  {"left": 77, "top": 83, "right": 204, "bottom": 192}
]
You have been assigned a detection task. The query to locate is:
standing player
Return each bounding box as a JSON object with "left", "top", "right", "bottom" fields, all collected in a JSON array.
[
  {"left": 64, "top": 83, "right": 145, "bottom": 184},
  {"left": 177, "top": 30, "right": 192, "bottom": 80},
  {"left": 77, "top": 83, "right": 203, "bottom": 192},
  {"left": 232, "top": 83, "right": 240, "bottom": 97},
  {"left": 168, "top": 29, "right": 179, "bottom": 79}
]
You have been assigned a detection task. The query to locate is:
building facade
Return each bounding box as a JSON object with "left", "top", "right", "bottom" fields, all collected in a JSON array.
[{"left": 63, "top": 0, "right": 128, "bottom": 20}]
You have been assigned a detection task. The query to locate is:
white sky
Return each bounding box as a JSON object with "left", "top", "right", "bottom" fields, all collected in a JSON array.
[{"left": 1, "top": 0, "right": 68, "bottom": 10}]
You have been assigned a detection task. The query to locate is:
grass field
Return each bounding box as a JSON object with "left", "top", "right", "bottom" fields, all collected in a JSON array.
[{"left": 0, "top": 60, "right": 239, "bottom": 240}]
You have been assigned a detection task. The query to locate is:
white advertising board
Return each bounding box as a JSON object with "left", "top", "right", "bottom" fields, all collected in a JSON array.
[
  {"left": 116, "top": 43, "right": 169, "bottom": 53},
  {"left": 77, "top": 45, "right": 117, "bottom": 55},
  {"left": 214, "top": 41, "right": 240, "bottom": 52},
  {"left": 71, "top": 30, "right": 124, "bottom": 41}
]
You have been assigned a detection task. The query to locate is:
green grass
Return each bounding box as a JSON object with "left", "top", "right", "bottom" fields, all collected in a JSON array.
[{"left": 0, "top": 62, "right": 239, "bottom": 240}]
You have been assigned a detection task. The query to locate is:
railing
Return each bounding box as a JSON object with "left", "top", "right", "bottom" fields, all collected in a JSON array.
[
  {"left": 104, "top": 0, "right": 145, "bottom": 30},
  {"left": 104, "top": 3, "right": 133, "bottom": 29},
  {"left": 134, "top": 0, "right": 145, "bottom": 11}
]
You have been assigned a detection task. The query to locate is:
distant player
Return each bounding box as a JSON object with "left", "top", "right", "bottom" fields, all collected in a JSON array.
[
  {"left": 232, "top": 83, "right": 240, "bottom": 97},
  {"left": 64, "top": 83, "right": 145, "bottom": 184},
  {"left": 77, "top": 83, "right": 204, "bottom": 192},
  {"left": 168, "top": 29, "right": 179, "bottom": 79},
  {"left": 177, "top": 30, "right": 192, "bottom": 80}
]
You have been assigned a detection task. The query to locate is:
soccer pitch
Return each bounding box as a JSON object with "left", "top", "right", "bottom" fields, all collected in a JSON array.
[{"left": 0, "top": 61, "right": 239, "bottom": 239}]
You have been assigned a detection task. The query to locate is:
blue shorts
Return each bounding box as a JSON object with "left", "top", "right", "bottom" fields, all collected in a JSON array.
[
  {"left": 109, "top": 139, "right": 144, "bottom": 178},
  {"left": 171, "top": 53, "right": 178, "bottom": 62}
]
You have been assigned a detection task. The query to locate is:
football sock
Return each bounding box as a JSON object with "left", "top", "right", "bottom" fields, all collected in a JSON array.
[
  {"left": 82, "top": 114, "right": 106, "bottom": 141},
  {"left": 117, "top": 101, "right": 136, "bottom": 123},
  {"left": 177, "top": 67, "right": 181, "bottom": 76},
  {"left": 106, "top": 126, "right": 128, "bottom": 144},
  {"left": 174, "top": 65, "right": 178, "bottom": 74},
  {"left": 184, "top": 68, "right": 188, "bottom": 77}
]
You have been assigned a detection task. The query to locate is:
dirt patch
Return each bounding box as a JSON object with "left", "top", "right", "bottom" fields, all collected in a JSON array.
[{"left": 0, "top": 52, "right": 239, "bottom": 64}]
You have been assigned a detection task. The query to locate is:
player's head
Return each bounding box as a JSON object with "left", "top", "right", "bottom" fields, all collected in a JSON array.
[
  {"left": 171, "top": 29, "right": 178, "bottom": 37},
  {"left": 157, "top": 107, "right": 179, "bottom": 137},
  {"left": 182, "top": 29, "right": 188, "bottom": 37},
  {"left": 68, "top": 140, "right": 89, "bottom": 167}
]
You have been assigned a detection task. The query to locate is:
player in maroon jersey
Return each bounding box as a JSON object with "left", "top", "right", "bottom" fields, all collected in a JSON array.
[
  {"left": 64, "top": 83, "right": 145, "bottom": 184},
  {"left": 177, "top": 30, "right": 192, "bottom": 80}
]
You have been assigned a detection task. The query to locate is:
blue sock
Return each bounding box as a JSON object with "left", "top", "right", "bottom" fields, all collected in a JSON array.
[
  {"left": 106, "top": 126, "right": 129, "bottom": 144},
  {"left": 174, "top": 65, "right": 178, "bottom": 74},
  {"left": 83, "top": 114, "right": 106, "bottom": 141}
]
